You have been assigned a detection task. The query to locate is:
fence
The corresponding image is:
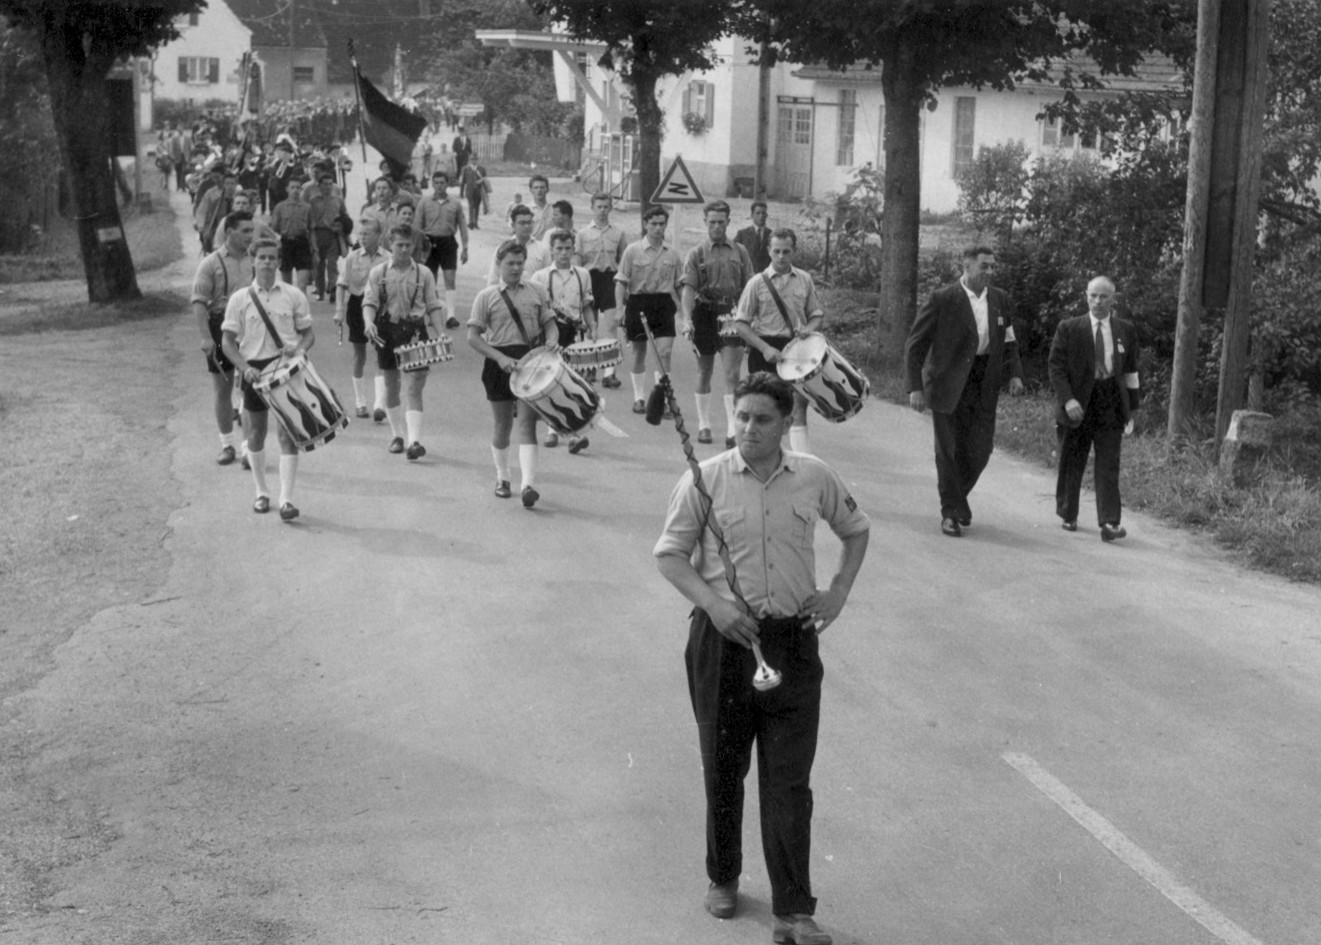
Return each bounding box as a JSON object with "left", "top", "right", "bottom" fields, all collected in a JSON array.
[{"left": 502, "top": 134, "right": 581, "bottom": 170}]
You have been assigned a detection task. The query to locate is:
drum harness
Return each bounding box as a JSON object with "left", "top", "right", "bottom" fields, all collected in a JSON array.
[
  {"left": 498, "top": 286, "right": 544, "bottom": 352},
  {"left": 206, "top": 251, "right": 234, "bottom": 374},
  {"left": 246, "top": 287, "right": 295, "bottom": 365},
  {"left": 545, "top": 267, "right": 587, "bottom": 338},
  {"left": 372, "top": 262, "right": 429, "bottom": 345}
]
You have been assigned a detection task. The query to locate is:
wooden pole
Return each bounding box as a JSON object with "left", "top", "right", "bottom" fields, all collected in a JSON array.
[
  {"left": 754, "top": 38, "right": 771, "bottom": 198},
  {"left": 1214, "top": 0, "right": 1271, "bottom": 445},
  {"left": 1168, "top": 0, "right": 1221, "bottom": 442}
]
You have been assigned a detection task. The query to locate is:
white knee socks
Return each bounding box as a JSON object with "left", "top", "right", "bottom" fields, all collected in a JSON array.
[
  {"left": 405, "top": 409, "right": 423, "bottom": 444},
  {"left": 351, "top": 376, "right": 366, "bottom": 407},
  {"left": 278, "top": 454, "right": 298, "bottom": 506},
  {"left": 248, "top": 448, "right": 268, "bottom": 496},
  {"left": 695, "top": 392, "right": 712, "bottom": 429},
  {"left": 723, "top": 394, "right": 736, "bottom": 436},
  {"left": 373, "top": 375, "right": 386, "bottom": 411},
  {"left": 386, "top": 406, "right": 404, "bottom": 439},
  {"left": 630, "top": 372, "right": 646, "bottom": 401},
  {"left": 492, "top": 445, "right": 510, "bottom": 482},
  {"left": 518, "top": 444, "right": 538, "bottom": 490}
]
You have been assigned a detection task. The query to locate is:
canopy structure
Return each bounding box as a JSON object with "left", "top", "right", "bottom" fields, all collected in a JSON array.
[{"left": 474, "top": 29, "right": 611, "bottom": 115}]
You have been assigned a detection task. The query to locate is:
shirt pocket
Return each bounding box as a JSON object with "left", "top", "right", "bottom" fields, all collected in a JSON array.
[
  {"left": 790, "top": 502, "right": 819, "bottom": 548},
  {"left": 715, "top": 508, "right": 746, "bottom": 549},
  {"left": 655, "top": 258, "right": 678, "bottom": 286}
]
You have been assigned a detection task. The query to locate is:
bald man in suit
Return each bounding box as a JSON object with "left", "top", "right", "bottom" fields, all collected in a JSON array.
[
  {"left": 905, "top": 246, "right": 1024, "bottom": 536},
  {"left": 1048, "top": 275, "right": 1142, "bottom": 541}
]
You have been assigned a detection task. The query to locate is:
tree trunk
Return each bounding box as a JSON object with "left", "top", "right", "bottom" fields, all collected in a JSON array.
[
  {"left": 629, "top": 66, "right": 662, "bottom": 222},
  {"left": 40, "top": 22, "right": 140, "bottom": 304},
  {"left": 878, "top": 44, "right": 924, "bottom": 360}
]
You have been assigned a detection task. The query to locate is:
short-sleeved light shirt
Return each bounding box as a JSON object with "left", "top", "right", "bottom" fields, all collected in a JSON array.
[
  {"left": 681, "top": 239, "right": 755, "bottom": 303},
  {"left": 469, "top": 281, "right": 555, "bottom": 348},
  {"left": 307, "top": 191, "right": 345, "bottom": 230},
  {"left": 575, "top": 221, "right": 628, "bottom": 271},
  {"left": 360, "top": 203, "right": 399, "bottom": 237},
  {"left": 417, "top": 194, "right": 465, "bottom": 237},
  {"left": 735, "top": 265, "right": 824, "bottom": 338},
  {"left": 336, "top": 245, "right": 389, "bottom": 296},
  {"left": 654, "top": 449, "right": 870, "bottom": 617},
  {"left": 221, "top": 280, "right": 312, "bottom": 361},
  {"left": 529, "top": 264, "right": 594, "bottom": 321},
  {"left": 530, "top": 202, "right": 556, "bottom": 240},
  {"left": 615, "top": 238, "right": 682, "bottom": 295},
  {"left": 362, "top": 260, "right": 443, "bottom": 323},
  {"left": 486, "top": 239, "right": 550, "bottom": 286},
  {"left": 191, "top": 245, "right": 254, "bottom": 314},
  {"left": 270, "top": 199, "right": 311, "bottom": 241}
]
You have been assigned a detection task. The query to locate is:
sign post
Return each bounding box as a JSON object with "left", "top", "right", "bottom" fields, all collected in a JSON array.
[{"left": 651, "top": 155, "right": 706, "bottom": 258}]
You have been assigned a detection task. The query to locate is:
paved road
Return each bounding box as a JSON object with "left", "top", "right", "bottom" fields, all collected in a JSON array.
[{"left": 9, "top": 188, "right": 1321, "bottom": 945}]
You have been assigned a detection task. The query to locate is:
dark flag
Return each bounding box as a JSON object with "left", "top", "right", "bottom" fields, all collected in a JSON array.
[{"left": 355, "top": 67, "right": 427, "bottom": 173}]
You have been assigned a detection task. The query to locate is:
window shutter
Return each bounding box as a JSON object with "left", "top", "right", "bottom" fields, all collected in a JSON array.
[
  {"left": 209, "top": 58, "right": 219, "bottom": 83},
  {"left": 704, "top": 83, "right": 714, "bottom": 127},
  {"left": 178, "top": 58, "right": 188, "bottom": 83},
  {"left": 683, "top": 83, "right": 693, "bottom": 117}
]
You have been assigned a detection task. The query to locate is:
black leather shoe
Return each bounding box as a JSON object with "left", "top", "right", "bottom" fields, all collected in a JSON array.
[
  {"left": 373, "top": 408, "right": 387, "bottom": 423},
  {"left": 703, "top": 880, "right": 738, "bottom": 919},
  {"left": 941, "top": 517, "right": 962, "bottom": 537},
  {"left": 388, "top": 437, "right": 405, "bottom": 454},
  {"left": 252, "top": 495, "right": 270, "bottom": 514},
  {"left": 1101, "top": 523, "right": 1127, "bottom": 542},
  {"left": 632, "top": 399, "right": 646, "bottom": 414},
  {"left": 279, "top": 502, "right": 299, "bottom": 522},
  {"left": 772, "top": 913, "right": 832, "bottom": 945},
  {"left": 494, "top": 480, "right": 511, "bottom": 499},
  {"left": 521, "top": 485, "right": 540, "bottom": 509},
  {"left": 697, "top": 427, "right": 712, "bottom": 444},
  {"left": 216, "top": 445, "right": 236, "bottom": 466},
  {"left": 601, "top": 374, "right": 621, "bottom": 388},
  {"left": 406, "top": 441, "right": 426, "bottom": 460},
  {"left": 1061, "top": 519, "right": 1078, "bottom": 532}
]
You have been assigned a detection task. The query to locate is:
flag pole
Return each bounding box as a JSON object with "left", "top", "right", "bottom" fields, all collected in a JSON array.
[{"left": 348, "top": 40, "right": 371, "bottom": 193}]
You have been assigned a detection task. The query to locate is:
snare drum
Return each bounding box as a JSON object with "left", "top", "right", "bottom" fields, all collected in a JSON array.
[
  {"left": 563, "top": 339, "right": 622, "bottom": 372},
  {"left": 510, "top": 348, "right": 601, "bottom": 435},
  {"left": 255, "top": 354, "right": 349, "bottom": 450},
  {"left": 396, "top": 335, "right": 454, "bottom": 372},
  {"left": 776, "top": 333, "right": 870, "bottom": 423},
  {"left": 717, "top": 313, "right": 744, "bottom": 345}
]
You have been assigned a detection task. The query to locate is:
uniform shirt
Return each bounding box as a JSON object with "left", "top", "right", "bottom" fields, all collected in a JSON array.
[
  {"left": 336, "top": 245, "right": 388, "bottom": 297},
  {"left": 469, "top": 280, "right": 555, "bottom": 348},
  {"left": 360, "top": 203, "right": 399, "bottom": 237},
  {"left": 735, "top": 265, "right": 823, "bottom": 338},
  {"left": 615, "top": 239, "right": 682, "bottom": 296},
  {"left": 654, "top": 449, "right": 870, "bottom": 617},
  {"left": 529, "top": 264, "right": 594, "bottom": 321},
  {"left": 681, "top": 239, "right": 755, "bottom": 306},
  {"left": 270, "top": 198, "right": 311, "bottom": 242},
  {"left": 221, "top": 280, "right": 312, "bottom": 361},
  {"left": 1090, "top": 313, "right": 1114, "bottom": 378},
  {"left": 530, "top": 202, "right": 556, "bottom": 240},
  {"left": 575, "top": 221, "right": 629, "bottom": 271},
  {"left": 417, "top": 194, "right": 465, "bottom": 238},
  {"left": 307, "top": 190, "right": 345, "bottom": 230},
  {"left": 191, "top": 245, "right": 254, "bottom": 314},
  {"left": 486, "top": 239, "right": 550, "bottom": 286},
  {"left": 362, "top": 260, "right": 443, "bottom": 323},
  {"left": 961, "top": 277, "right": 990, "bottom": 355}
]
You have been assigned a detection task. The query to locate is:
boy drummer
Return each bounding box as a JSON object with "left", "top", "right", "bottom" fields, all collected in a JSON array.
[
  {"left": 362, "top": 224, "right": 446, "bottom": 461},
  {"left": 530, "top": 228, "right": 596, "bottom": 453},
  {"left": 220, "top": 238, "right": 315, "bottom": 521},
  {"left": 334, "top": 217, "right": 389, "bottom": 419},
  {"left": 467, "top": 240, "right": 560, "bottom": 508}
]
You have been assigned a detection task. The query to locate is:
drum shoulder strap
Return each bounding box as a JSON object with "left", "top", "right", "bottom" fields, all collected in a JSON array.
[
  {"left": 247, "top": 286, "right": 287, "bottom": 350},
  {"left": 760, "top": 271, "right": 803, "bottom": 332},
  {"left": 498, "top": 286, "right": 539, "bottom": 347}
]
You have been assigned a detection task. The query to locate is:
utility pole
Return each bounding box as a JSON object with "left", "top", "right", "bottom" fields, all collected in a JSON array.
[
  {"left": 754, "top": 39, "right": 772, "bottom": 199},
  {"left": 1168, "top": 0, "right": 1271, "bottom": 446}
]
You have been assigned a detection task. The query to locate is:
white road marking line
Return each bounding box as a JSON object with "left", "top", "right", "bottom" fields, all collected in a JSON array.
[{"left": 1003, "top": 752, "right": 1265, "bottom": 945}]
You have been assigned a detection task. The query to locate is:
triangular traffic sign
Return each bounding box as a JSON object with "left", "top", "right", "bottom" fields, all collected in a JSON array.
[{"left": 650, "top": 155, "right": 705, "bottom": 205}]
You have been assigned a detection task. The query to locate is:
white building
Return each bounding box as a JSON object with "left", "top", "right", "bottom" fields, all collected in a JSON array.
[
  {"left": 482, "top": 30, "right": 1183, "bottom": 213},
  {"left": 152, "top": 0, "right": 252, "bottom": 105}
]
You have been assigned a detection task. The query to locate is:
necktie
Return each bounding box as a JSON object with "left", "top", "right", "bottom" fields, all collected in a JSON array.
[{"left": 1094, "top": 322, "right": 1108, "bottom": 379}]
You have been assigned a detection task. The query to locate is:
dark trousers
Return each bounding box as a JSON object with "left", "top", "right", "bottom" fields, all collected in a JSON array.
[
  {"left": 685, "top": 610, "right": 823, "bottom": 916},
  {"left": 931, "top": 356, "right": 996, "bottom": 520},
  {"left": 1056, "top": 378, "right": 1125, "bottom": 526},
  {"left": 174, "top": 161, "right": 187, "bottom": 191},
  {"left": 312, "top": 228, "right": 340, "bottom": 298}
]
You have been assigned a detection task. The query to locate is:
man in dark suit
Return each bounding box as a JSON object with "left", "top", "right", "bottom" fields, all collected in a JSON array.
[
  {"left": 1048, "top": 275, "right": 1142, "bottom": 541},
  {"left": 451, "top": 125, "right": 473, "bottom": 174},
  {"left": 905, "top": 246, "right": 1024, "bottom": 536},
  {"left": 733, "top": 201, "right": 772, "bottom": 272}
]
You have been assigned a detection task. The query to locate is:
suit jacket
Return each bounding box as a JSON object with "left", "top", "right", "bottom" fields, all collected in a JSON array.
[
  {"left": 905, "top": 281, "right": 1023, "bottom": 414},
  {"left": 734, "top": 224, "right": 772, "bottom": 272},
  {"left": 452, "top": 135, "right": 473, "bottom": 159},
  {"left": 1048, "top": 314, "right": 1142, "bottom": 427}
]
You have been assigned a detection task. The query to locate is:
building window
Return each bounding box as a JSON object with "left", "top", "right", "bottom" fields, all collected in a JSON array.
[
  {"left": 189, "top": 13, "right": 199, "bottom": 26},
  {"left": 836, "top": 89, "right": 857, "bottom": 166},
  {"left": 952, "top": 96, "right": 975, "bottom": 176},
  {"left": 178, "top": 57, "right": 219, "bottom": 85},
  {"left": 794, "top": 107, "right": 812, "bottom": 145},
  {"left": 683, "top": 80, "right": 715, "bottom": 130},
  {"left": 294, "top": 66, "right": 315, "bottom": 84},
  {"left": 1041, "top": 116, "right": 1078, "bottom": 151}
]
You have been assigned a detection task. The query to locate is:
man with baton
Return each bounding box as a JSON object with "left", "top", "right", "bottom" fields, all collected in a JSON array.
[{"left": 655, "top": 372, "right": 869, "bottom": 944}]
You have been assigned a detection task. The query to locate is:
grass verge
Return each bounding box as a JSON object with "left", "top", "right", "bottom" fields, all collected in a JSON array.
[{"left": 0, "top": 202, "right": 184, "bottom": 284}]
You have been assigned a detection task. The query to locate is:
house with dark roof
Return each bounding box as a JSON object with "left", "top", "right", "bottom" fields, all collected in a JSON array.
[
  {"left": 152, "top": 0, "right": 252, "bottom": 104},
  {"left": 226, "top": 0, "right": 330, "bottom": 102}
]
